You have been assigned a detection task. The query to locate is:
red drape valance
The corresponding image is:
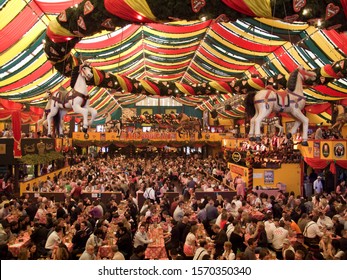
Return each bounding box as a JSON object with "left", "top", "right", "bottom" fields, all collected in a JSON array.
[
  {"left": 303, "top": 157, "right": 330, "bottom": 169},
  {"left": 304, "top": 158, "right": 347, "bottom": 175},
  {"left": 336, "top": 160, "right": 347, "bottom": 169}
]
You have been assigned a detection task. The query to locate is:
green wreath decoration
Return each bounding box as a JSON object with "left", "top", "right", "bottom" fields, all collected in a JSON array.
[{"left": 19, "top": 151, "right": 65, "bottom": 165}]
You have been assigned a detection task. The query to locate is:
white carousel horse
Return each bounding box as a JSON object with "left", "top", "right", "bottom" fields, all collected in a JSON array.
[
  {"left": 261, "top": 116, "right": 284, "bottom": 137},
  {"left": 330, "top": 103, "right": 347, "bottom": 138},
  {"left": 37, "top": 91, "right": 53, "bottom": 131},
  {"left": 46, "top": 62, "right": 97, "bottom": 137},
  {"left": 245, "top": 66, "right": 316, "bottom": 146},
  {"left": 104, "top": 113, "right": 122, "bottom": 137}
]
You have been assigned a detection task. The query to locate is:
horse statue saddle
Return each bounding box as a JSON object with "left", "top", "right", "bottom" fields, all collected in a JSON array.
[
  {"left": 265, "top": 86, "right": 289, "bottom": 109},
  {"left": 52, "top": 87, "right": 70, "bottom": 107},
  {"left": 276, "top": 89, "right": 289, "bottom": 107}
]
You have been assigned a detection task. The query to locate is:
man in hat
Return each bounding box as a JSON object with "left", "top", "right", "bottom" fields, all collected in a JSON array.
[{"left": 313, "top": 176, "right": 323, "bottom": 195}]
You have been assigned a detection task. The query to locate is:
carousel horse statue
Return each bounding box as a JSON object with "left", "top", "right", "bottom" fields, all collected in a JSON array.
[
  {"left": 46, "top": 62, "right": 97, "bottom": 137},
  {"left": 37, "top": 91, "right": 53, "bottom": 131},
  {"left": 330, "top": 103, "right": 347, "bottom": 138},
  {"left": 261, "top": 116, "right": 284, "bottom": 137},
  {"left": 245, "top": 66, "right": 316, "bottom": 146},
  {"left": 176, "top": 113, "right": 202, "bottom": 139},
  {"left": 104, "top": 113, "right": 122, "bottom": 137}
]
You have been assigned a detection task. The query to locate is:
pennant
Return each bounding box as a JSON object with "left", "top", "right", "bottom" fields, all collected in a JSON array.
[
  {"left": 49, "top": 47, "right": 59, "bottom": 56},
  {"left": 77, "top": 16, "right": 86, "bottom": 30},
  {"left": 191, "top": 0, "right": 206, "bottom": 13},
  {"left": 84, "top": 1, "right": 94, "bottom": 15},
  {"left": 101, "top": 18, "right": 115, "bottom": 30},
  {"left": 58, "top": 11, "right": 67, "bottom": 22},
  {"left": 293, "top": 0, "right": 306, "bottom": 13},
  {"left": 215, "top": 14, "right": 229, "bottom": 23},
  {"left": 325, "top": 3, "right": 340, "bottom": 20}
]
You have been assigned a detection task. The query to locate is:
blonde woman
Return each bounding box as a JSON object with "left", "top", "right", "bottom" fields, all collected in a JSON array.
[
  {"left": 183, "top": 225, "right": 198, "bottom": 259},
  {"left": 319, "top": 234, "right": 334, "bottom": 259}
]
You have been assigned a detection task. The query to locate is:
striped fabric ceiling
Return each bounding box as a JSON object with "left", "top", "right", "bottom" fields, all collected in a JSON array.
[{"left": 0, "top": 0, "right": 347, "bottom": 121}]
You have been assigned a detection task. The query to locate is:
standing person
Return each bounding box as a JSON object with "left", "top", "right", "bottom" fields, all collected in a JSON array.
[
  {"left": 303, "top": 216, "right": 324, "bottom": 248},
  {"left": 314, "top": 124, "right": 323, "bottom": 140},
  {"left": 211, "top": 224, "right": 228, "bottom": 259},
  {"left": 143, "top": 184, "right": 156, "bottom": 203},
  {"left": 234, "top": 175, "right": 245, "bottom": 198},
  {"left": 313, "top": 176, "right": 323, "bottom": 195},
  {"left": 173, "top": 201, "right": 185, "bottom": 222},
  {"left": 116, "top": 226, "right": 133, "bottom": 260},
  {"left": 271, "top": 220, "right": 289, "bottom": 259},
  {"left": 30, "top": 222, "right": 49, "bottom": 257},
  {"left": 70, "top": 180, "right": 83, "bottom": 201},
  {"left": 71, "top": 222, "right": 90, "bottom": 259},
  {"left": 89, "top": 200, "right": 104, "bottom": 220},
  {"left": 335, "top": 180, "right": 346, "bottom": 195}
]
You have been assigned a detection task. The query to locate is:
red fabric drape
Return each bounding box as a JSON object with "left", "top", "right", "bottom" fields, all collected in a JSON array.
[
  {"left": 104, "top": 0, "right": 156, "bottom": 23},
  {"left": 305, "top": 103, "right": 331, "bottom": 114},
  {"left": 303, "top": 157, "right": 330, "bottom": 169},
  {"left": 336, "top": 160, "right": 347, "bottom": 169},
  {"left": 64, "top": 115, "right": 72, "bottom": 122},
  {"left": 222, "top": 0, "right": 256, "bottom": 16},
  {"left": 0, "top": 111, "right": 12, "bottom": 120},
  {"left": 30, "top": 106, "right": 44, "bottom": 116},
  {"left": 11, "top": 110, "right": 22, "bottom": 157},
  {"left": 330, "top": 161, "right": 336, "bottom": 174},
  {"left": 0, "top": 99, "right": 23, "bottom": 110}
]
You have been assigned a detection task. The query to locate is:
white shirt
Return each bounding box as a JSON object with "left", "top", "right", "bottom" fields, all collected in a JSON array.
[
  {"left": 133, "top": 230, "right": 152, "bottom": 248},
  {"left": 231, "top": 199, "right": 242, "bottom": 210},
  {"left": 272, "top": 227, "right": 289, "bottom": 250},
  {"left": 317, "top": 216, "right": 333, "bottom": 229},
  {"left": 112, "top": 251, "right": 125, "bottom": 260},
  {"left": 143, "top": 187, "right": 156, "bottom": 200},
  {"left": 193, "top": 247, "right": 209, "bottom": 260},
  {"left": 264, "top": 220, "right": 276, "bottom": 243},
  {"left": 303, "top": 221, "right": 324, "bottom": 239},
  {"left": 173, "top": 205, "right": 184, "bottom": 222},
  {"left": 45, "top": 231, "right": 61, "bottom": 250},
  {"left": 313, "top": 179, "right": 323, "bottom": 193}
]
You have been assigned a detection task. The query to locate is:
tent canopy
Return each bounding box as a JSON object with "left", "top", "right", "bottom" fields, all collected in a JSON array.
[{"left": 1, "top": 0, "right": 347, "bottom": 123}]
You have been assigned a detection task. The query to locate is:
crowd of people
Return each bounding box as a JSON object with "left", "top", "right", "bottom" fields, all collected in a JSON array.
[{"left": 0, "top": 152, "right": 346, "bottom": 260}]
